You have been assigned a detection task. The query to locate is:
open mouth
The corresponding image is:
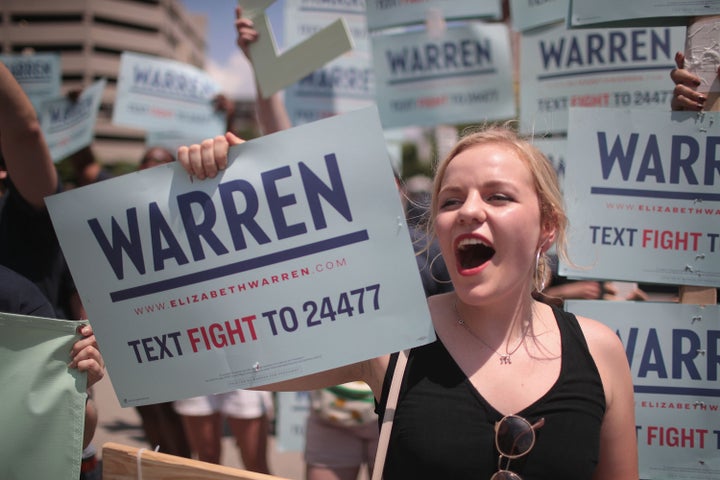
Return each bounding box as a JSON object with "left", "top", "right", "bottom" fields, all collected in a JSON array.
[{"left": 457, "top": 237, "right": 495, "bottom": 270}]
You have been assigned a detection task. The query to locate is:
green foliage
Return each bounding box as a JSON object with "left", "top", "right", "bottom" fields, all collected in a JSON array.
[{"left": 401, "top": 142, "right": 432, "bottom": 179}]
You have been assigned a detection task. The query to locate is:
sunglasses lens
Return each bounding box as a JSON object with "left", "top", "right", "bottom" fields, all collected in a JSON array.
[
  {"left": 496, "top": 416, "right": 534, "bottom": 457},
  {"left": 491, "top": 471, "right": 523, "bottom": 480}
]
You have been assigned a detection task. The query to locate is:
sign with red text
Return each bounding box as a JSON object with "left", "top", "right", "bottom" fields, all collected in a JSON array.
[
  {"left": 46, "top": 107, "right": 435, "bottom": 407},
  {"left": 371, "top": 22, "right": 515, "bottom": 129},
  {"left": 39, "top": 78, "right": 106, "bottom": 162},
  {"left": 561, "top": 108, "right": 720, "bottom": 287},
  {"left": 112, "top": 52, "right": 225, "bottom": 138},
  {"left": 566, "top": 300, "right": 720, "bottom": 479},
  {"left": 519, "top": 22, "right": 685, "bottom": 135}
]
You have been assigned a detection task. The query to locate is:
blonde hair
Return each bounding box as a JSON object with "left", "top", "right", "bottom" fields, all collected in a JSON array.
[{"left": 428, "top": 124, "right": 568, "bottom": 293}]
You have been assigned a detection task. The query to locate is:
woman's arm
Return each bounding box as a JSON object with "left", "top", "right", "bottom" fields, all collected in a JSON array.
[
  {"left": 255, "top": 355, "right": 390, "bottom": 399},
  {"left": 235, "top": 6, "right": 292, "bottom": 135},
  {"left": 0, "top": 61, "right": 57, "bottom": 209},
  {"left": 579, "top": 316, "right": 639, "bottom": 480}
]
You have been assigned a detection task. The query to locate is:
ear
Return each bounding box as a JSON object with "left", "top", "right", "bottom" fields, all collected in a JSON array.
[{"left": 538, "top": 226, "right": 556, "bottom": 253}]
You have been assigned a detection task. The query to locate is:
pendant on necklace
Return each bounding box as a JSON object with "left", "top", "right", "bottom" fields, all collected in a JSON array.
[{"left": 499, "top": 355, "right": 511, "bottom": 365}]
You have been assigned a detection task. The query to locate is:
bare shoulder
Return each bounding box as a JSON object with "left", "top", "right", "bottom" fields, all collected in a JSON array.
[
  {"left": 575, "top": 314, "right": 625, "bottom": 354},
  {"left": 576, "top": 315, "right": 627, "bottom": 373}
]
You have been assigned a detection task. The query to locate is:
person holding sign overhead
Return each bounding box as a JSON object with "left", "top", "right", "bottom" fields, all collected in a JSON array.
[
  {"left": 176, "top": 115, "right": 638, "bottom": 478},
  {"left": 0, "top": 59, "right": 105, "bottom": 480}
]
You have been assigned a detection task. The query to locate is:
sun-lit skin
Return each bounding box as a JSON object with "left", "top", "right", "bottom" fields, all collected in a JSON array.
[{"left": 433, "top": 143, "right": 552, "bottom": 309}]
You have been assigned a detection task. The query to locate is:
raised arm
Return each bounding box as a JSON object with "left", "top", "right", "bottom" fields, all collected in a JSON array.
[
  {"left": 235, "top": 6, "right": 292, "bottom": 135},
  {"left": 0, "top": 62, "right": 57, "bottom": 209}
]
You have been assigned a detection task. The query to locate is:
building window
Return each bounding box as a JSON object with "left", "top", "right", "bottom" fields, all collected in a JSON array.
[
  {"left": 93, "top": 15, "right": 158, "bottom": 34},
  {"left": 10, "top": 14, "right": 83, "bottom": 24},
  {"left": 12, "top": 44, "right": 83, "bottom": 53},
  {"left": 93, "top": 45, "right": 124, "bottom": 56}
]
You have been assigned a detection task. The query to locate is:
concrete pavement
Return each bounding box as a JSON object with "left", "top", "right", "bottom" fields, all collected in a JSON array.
[{"left": 90, "top": 374, "right": 305, "bottom": 479}]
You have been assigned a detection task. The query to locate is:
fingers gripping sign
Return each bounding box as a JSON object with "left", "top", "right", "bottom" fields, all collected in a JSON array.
[{"left": 177, "top": 132, "right": 244, "bottom": 180}]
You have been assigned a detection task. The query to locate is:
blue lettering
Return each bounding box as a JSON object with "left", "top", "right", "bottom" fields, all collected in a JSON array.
[
  {"left": 631, "top": 30, "right": 647, "bottom": 61},
  {"left": 587, "top": 34, "right": 604, "bottom": 65},
  {"left": 263, "top": 166, "right": 307, "bottom": 240},
  {"left": 90, "top": 156, "right": 354, "bottom": 280},
  {"left": 148, "top": 202, "right": 189, "bottom": 271},
  {"left": 598, "top": 133, "right": 719, "bottom": 185},
  {"left": 619, "top": 327, "right": 639, "bottom": 366},
  {"left": 706, "top": 137, "right": 720, "bottom": 185},
  {"left": 49, "top": 105, "right": 62, "bottom": 124},
  {"left": 300, "top": 153, "right": 353, "bottom": 230},
  {"left": 540, "top": 29, "right": 672, "bottom": 70},
  {"left": 298, "top": 66, "right": 371, "bottom": 93},
  {"left": 176, "top": 191, "right": 230, "bottom": 261},
  {"left": 621, "top": 327, "right": 720, "bottom": 381},
  {"left": 609, "top": 31, "right": 628, "bottom": 62},
  {"left": 386, "top": 39, "right": 491, "bottom": 75},
  {"left": 638, "top": 328, "right": 668, "bottom": 378},
  {"left": 709, "top": 330, "right": 720, "bottom": 381},
  {"left": 566, "top": 37, "right": 584, "bottom": 67},
  {"left": 133, "top": 66, "right": 151, "bottom": 85},
  {"left": 88, "top": 208, "right": 145, "bottom": 280},
  {"left": 672, "top": 329, "right": 702, "bottom": 380},
  {"left": 670, "top": 135, "right": 700, "bottom": 185},
  {"left": 218, "top": 180, "right": 272, "bottom": 250},
  {"left": 636, "top": 134, "right": 665, "bottom": 183},
  {"left": 132, "top": 65, "right": 214, "bottom": 100},
  {"left": 598, "top": 132, "right": 637, "bottom": 180}
]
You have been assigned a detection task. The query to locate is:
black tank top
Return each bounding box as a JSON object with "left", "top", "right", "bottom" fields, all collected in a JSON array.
[{"left": 378, "top": 307, "right": 606, "bottom": 480}]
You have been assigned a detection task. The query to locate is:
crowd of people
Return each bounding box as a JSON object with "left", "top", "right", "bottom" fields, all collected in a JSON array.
[{"left": 1, "top": 4, "right": 718, "bottom": 480}]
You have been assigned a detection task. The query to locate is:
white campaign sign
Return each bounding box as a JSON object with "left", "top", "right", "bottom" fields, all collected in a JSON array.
[
  {"left": 566, "top": 301, "right": 720, "bottom": 480},
  {"left": 283, "top": 0, "right": 375, "bottom": 126},
  {"left": 112, "top": 52, "right": 225, "bottom": 138},
  {"left": 508, "top": 0, "right": 568, "bottom": 32},
  {"left": 46, "top": 107, "right": 435, "bottom": 407},
  {"left": 365, "top": 0, "right": 501, "bottom": 31},
  {"left": 569, "top": 0, "right": 720, "bottom": 28},
  {"left": 519, "top": 23, "right": 685, "bottom": 135},
  {"left": 561, "top": 107, "right": 720, "bottom": 287},
  {"left": 39, "top": 79, "right": 107, "bottom": 162},
  {"left": 0, "top": 53, "right": 61, "bottom": 110},
  {"left": 372, "top": 22, "right": 516, "bottom": 129}
]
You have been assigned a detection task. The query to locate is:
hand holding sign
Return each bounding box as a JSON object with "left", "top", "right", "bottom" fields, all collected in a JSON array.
[{"left": 238, "top": 0, "right": 353, "bottom": 98}]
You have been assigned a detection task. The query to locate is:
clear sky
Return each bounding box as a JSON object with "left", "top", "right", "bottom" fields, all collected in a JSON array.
[{"left": 179, "top": 0, "right": 286, "bottom": 99}]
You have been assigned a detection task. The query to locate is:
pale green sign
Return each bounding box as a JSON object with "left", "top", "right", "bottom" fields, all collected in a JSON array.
[{"left": 0, "top": 313, "right": 87, "bottom": 480}]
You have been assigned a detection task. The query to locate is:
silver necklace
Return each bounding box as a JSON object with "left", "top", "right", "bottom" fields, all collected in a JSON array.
[{"left": 453, "top": 301, "right": 527, "bottom": 365}]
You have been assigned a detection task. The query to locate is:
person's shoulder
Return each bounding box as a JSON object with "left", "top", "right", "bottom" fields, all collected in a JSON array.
[
  {"left": 573, "top": 313, "right": 627, "bottom": 360},
  {"left": 0, "top": 265, "right": 55, "bottom": 317}
]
